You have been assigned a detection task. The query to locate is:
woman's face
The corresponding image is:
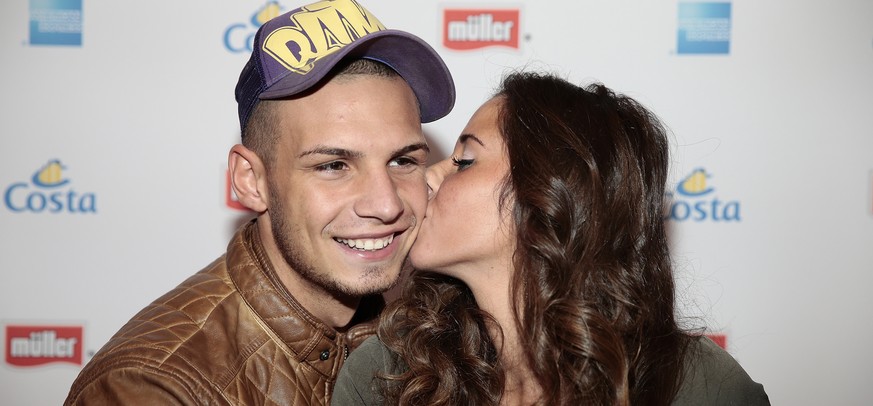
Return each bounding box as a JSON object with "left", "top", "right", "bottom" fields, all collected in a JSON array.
[{"left": 409, "top": 97, "right": 515, "bottom": 283}]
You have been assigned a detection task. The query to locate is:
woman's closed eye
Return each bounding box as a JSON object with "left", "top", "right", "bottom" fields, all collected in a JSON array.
[{"left": 451, "top": 156, "right": 474, "bottom": 171}]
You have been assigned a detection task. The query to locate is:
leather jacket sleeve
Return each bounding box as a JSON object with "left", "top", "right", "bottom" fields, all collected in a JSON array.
[{"left": 66, "top": 363, "right": 222, "bottom": 405}]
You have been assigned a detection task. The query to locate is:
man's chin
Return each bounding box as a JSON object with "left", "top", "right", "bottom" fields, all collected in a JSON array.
[
  {"left": 345, "top": 275, "right": 401, "bottom": 297},
  {"left": 324, "top": 268, "right": 402, "bottom": 298}
]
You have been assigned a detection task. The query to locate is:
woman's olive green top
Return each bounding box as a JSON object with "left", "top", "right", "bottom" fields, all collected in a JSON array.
[{"left": 332, "top": 335, "right": 769, "bottom": 405}]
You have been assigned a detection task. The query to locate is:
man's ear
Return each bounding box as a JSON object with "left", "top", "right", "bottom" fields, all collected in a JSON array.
[{"left": 228, "top": 144, "right": 268, "bottom": 213}]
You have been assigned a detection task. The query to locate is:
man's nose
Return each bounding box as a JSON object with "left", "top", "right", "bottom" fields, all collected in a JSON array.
[
  {"left": 353, "top": 169, "right": 404, "bottom": 222},
  {"left": 425, "top": 158, "right": 452, "bottom": 199}
]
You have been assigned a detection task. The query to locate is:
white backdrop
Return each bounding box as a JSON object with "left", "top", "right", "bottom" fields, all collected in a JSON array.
[{"left": 2, "top": 1, "right": 872, "bottom": 404}]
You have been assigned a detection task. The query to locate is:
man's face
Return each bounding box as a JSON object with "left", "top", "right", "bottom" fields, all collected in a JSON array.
[{"left": 265, "top": 75, "right": 428, "bottom": 298}]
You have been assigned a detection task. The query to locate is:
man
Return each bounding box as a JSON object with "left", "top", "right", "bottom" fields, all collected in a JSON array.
[{"left": 64, "top": 0, "right": 454, "bottom": 404}]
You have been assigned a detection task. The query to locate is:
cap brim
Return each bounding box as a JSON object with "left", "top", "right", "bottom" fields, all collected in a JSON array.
[{"left": 259, "top": 30, "right": 455, "bottom": 123}]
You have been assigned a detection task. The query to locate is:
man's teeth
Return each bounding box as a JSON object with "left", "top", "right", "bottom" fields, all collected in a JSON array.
[{"left": 335, "top": 235, "right": 394, "bottom": 251}]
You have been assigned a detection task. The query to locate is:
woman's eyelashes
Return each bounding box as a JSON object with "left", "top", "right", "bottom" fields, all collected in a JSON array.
[{"left": 451, "top": 156, "right": 474, "bottom": 171}]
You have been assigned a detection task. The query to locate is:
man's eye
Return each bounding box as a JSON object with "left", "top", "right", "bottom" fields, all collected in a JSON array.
[
  {"left": 389, "top": 156, "right": 419, "bottom": 167},
  {"left": 316, "top": 161, "right": 348, "bottom": 172},
  {"left": 451, "top": 156, "right": 474, "bottom": 171}
]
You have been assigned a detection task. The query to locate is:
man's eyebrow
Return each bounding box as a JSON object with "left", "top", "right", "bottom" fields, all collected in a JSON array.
[
  {"left": 297, "top": 142, "right": 430, "bottom": 159},
  {"left": 458, "top": 134, "right": 485, "bottom": 147},
  {"left": 391, "top": 142, "right": 430, "bottom": 157},
  {"left": 297, "top": 146, "right": 363, "bottom": 159}
]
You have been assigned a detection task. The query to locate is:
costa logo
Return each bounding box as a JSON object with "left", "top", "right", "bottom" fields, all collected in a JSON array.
[
  {"left": 443, "top": 9, "right": 519, "bottom": 50},
  {"left": 3, "top": 160, "right": 97, "bottom": 214},
  {"left": 666, "top": 168, "right": 741, "bottom": 222},
  {"left": 5, "top": 325, "right": 83, "bottom": 367},
  {"left": 223, "top": 1, "right": 282, "bottom": 53}
]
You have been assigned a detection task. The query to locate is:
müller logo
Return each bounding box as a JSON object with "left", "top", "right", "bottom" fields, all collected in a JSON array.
[
  {"left": 5, "top": 325, "right": 83, "bottom": 367},
  {"left": 443, "top": 9, "right": 520, "bottom": 50}
]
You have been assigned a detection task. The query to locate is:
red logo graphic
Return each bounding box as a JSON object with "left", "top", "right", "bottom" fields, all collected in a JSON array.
[
  {"left": 5, "top": 325, "right": 83, "bottom": 367},
  {"left": 226, "top": 170, "right": 253, "bottom": 211},
  {"left": 705, "top": 333, "right": 727, "bottom": 350},
  {"left": 443, "top": 9, "right": 520, "bottom": 50}
]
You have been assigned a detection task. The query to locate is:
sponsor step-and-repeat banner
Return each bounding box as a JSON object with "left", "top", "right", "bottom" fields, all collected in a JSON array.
[{"left": 2, "top": 1, "right": 872, "bottom": 404}]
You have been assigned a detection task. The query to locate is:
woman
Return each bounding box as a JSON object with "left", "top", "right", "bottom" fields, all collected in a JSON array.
[{"left": 332, "top": 72, "right": 768, "bottom": 405}]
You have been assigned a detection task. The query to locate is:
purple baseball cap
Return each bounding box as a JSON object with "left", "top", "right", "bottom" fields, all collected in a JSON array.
[{"left": 235, "top": 0, "right": 455, "bottom": 134}]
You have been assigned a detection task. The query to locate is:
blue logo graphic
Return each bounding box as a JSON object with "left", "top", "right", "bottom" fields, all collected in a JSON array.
[
  {"left": 677, "top": 2, "right": 731, "bottom": 55},
  {"left": 4, "top": 160, "right": 97, "bottom": 214},
  {"left": 29, "top": 0, "right": 82, "bottom": 46},
  {"left": 666, "top": 168, "right": 740, "bottom": 222},
  {"left": 224, "top": 2, "right": 283, "bottom": 53}
]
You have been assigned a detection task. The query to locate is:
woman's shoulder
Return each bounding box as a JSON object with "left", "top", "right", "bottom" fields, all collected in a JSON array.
[
  {"left": 353, "top": 335, "right": 391, "bottom": 358},
  {"left": 672, "top": 336, "right": 770, "bottom": 405},
  {"left": 332, "top": 336, "right": 397, "bottom": 406},
  {"left": 340, "top": 335, "right": 397, "bottom": 379}
]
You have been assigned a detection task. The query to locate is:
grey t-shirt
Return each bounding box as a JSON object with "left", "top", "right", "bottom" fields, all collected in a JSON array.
[{"left": 332, "top": 335, "right": 769, "bottom": 405}]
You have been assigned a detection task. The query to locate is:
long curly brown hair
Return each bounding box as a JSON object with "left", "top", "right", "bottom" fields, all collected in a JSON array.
[{"left": 378, "top": 71, "right": 690, "bottom": 405}]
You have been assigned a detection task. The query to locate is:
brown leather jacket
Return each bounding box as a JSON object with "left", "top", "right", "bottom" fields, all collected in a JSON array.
[{"left": 65, "top": 220, "right": 383, "bottom": 405}]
